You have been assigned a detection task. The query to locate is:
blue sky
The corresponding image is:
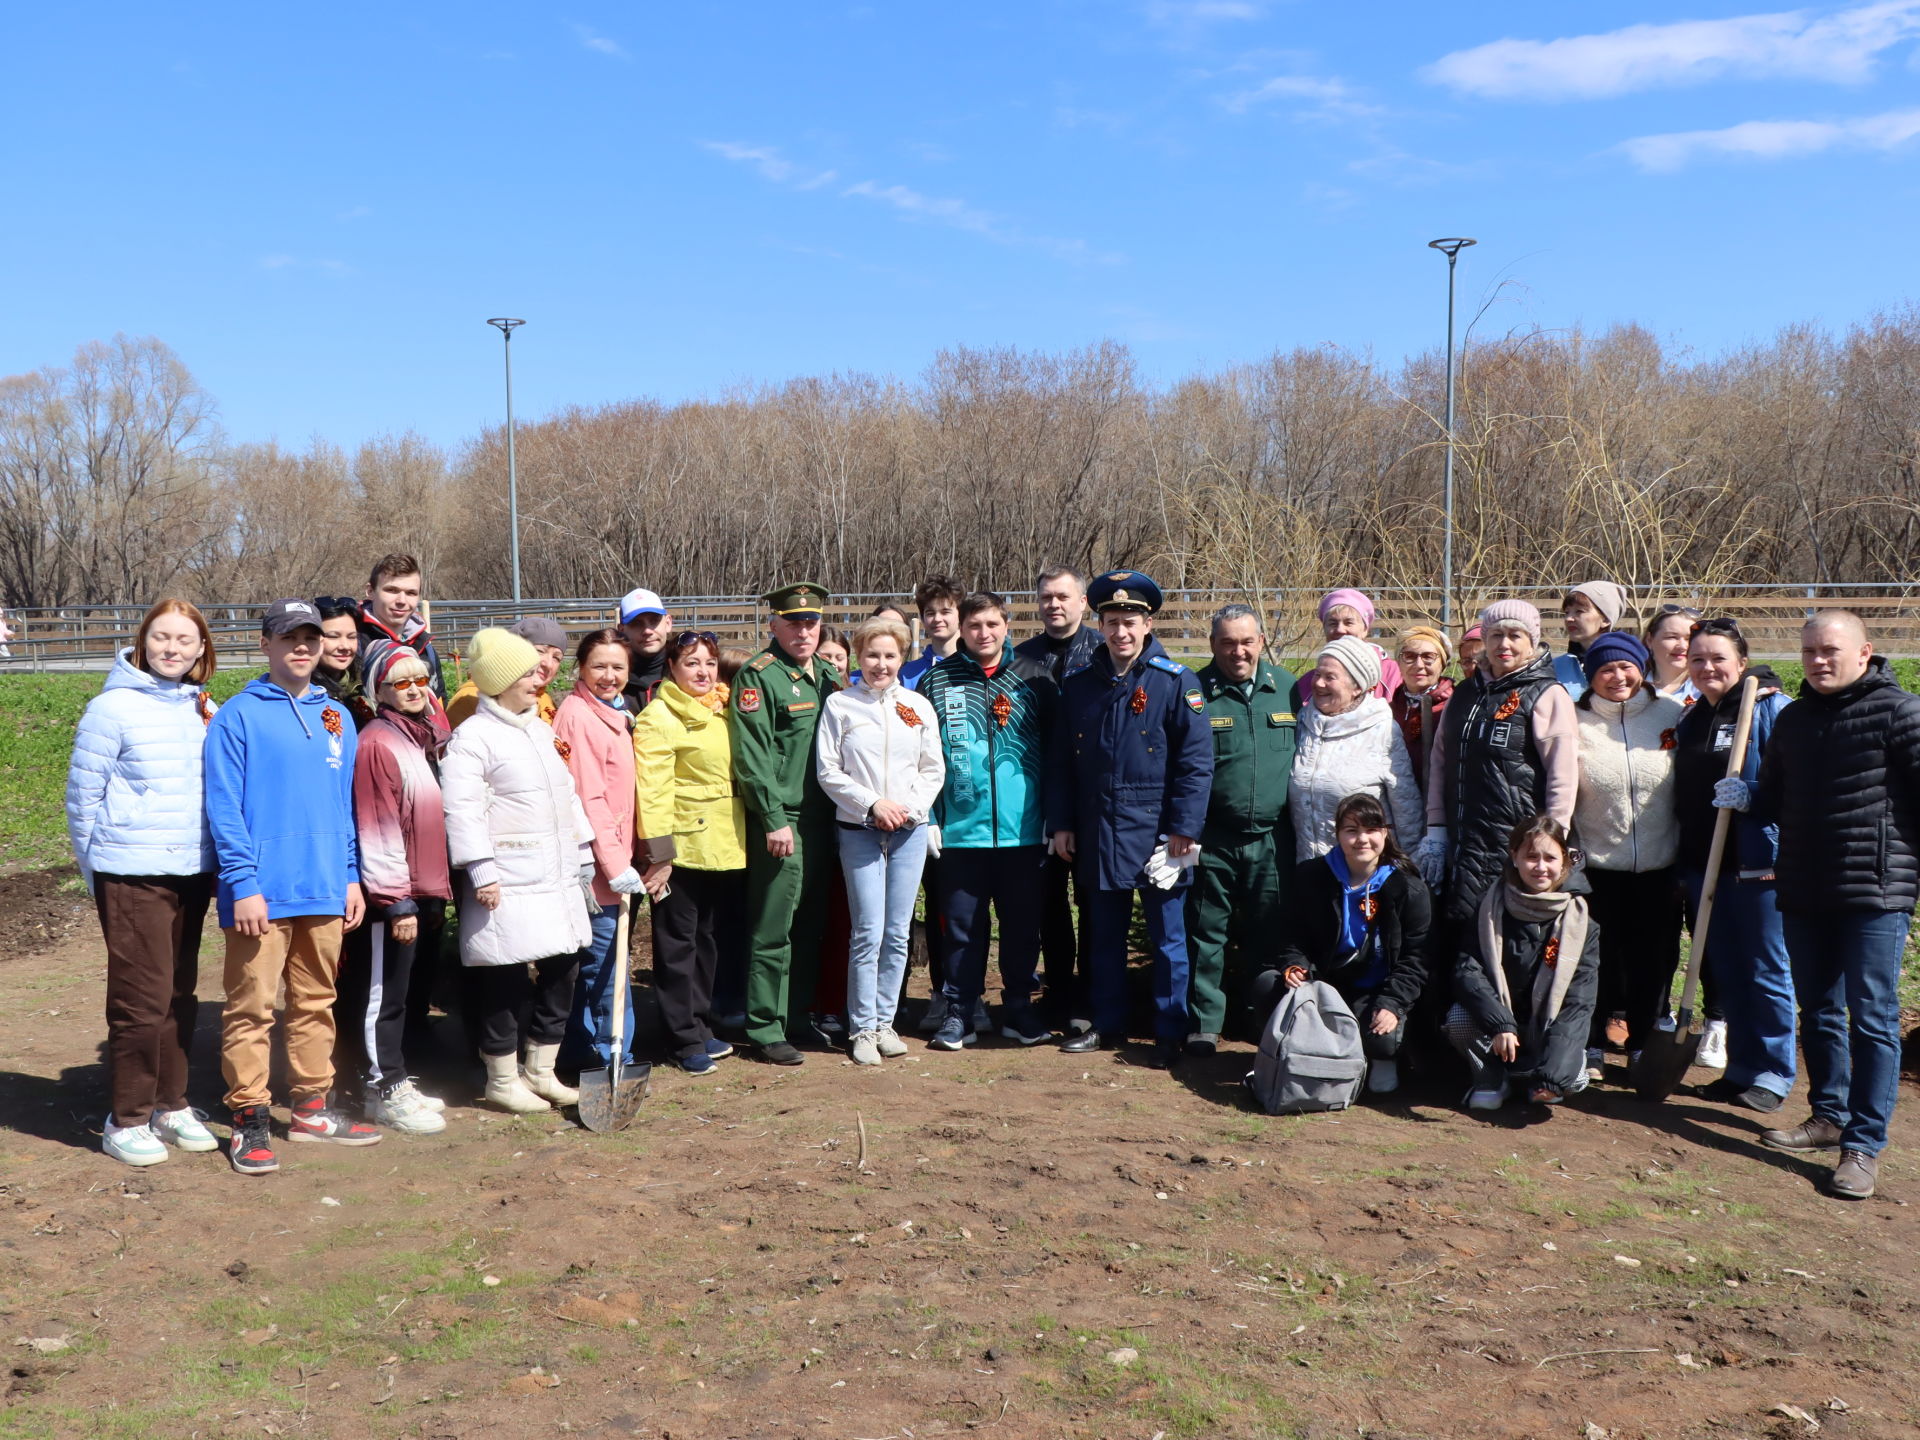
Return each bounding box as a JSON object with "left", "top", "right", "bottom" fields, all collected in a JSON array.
[{"left": 5, "top": 2, "right": 1918, "bottom": 447}]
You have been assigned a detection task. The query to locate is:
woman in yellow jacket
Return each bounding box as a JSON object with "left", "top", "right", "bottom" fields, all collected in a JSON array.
[{"left": 633, "top": 631, "right": 749, "bottom": 1075}]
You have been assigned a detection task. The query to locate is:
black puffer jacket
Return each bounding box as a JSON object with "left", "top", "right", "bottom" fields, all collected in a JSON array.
[
  {"left": 1438, "top": 650, "right": 1562, "bottom": 921},
  {"left": 1753, "top": 657, "right": 1920, "bottom": 913},
  {"left": 1272, "top": 859, "right": 1432, "bottom": 1018}
]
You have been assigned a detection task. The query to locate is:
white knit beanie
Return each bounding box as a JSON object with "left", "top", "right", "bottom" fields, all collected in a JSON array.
[{"left": 1317, "top": 636, "right": 1381, "bottom": 693}]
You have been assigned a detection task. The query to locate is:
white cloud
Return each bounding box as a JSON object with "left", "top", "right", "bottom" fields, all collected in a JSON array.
[
  {"left": 702, "top": 142, "right": 1116, "bottom": 263},
  {"left": 1621, "top": 104, "right": 1920, "bottom": 167},
  {"left": 570, "top": 22, "right": 629, "bottom": 60},
  {"left": 1426, "top": 0, "right": 1920, "bottom": 100},
  {"left": 1224, "top": 71, "right": 1384, "bottom": 120}
]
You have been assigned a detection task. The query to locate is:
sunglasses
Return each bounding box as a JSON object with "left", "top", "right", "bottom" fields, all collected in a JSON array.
[
  {"left": 312, "top": 596, "right": 358, "bottom": 614},
  {"left": 671, "top": 630, "right": 721, "bottom": 649},
  {"left": 1688, "top": 616, "right": 1738, "bottom": 637},
  {"left": 385, "top": 676, "right": 432, "bottom": 692}
]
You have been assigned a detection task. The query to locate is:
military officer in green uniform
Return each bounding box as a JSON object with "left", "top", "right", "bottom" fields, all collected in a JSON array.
[
  {"left": 731, "top": 581, "right": 844, "bottom": 1065},
  {"left": 1184, "top": 603, "right": 1298, "bottom": 1054}
]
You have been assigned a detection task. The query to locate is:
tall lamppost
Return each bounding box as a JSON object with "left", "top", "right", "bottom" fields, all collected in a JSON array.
[
  {"left": 486, "top": 318, "right": 526, "bottom": 602},
  {"left": 1426, "top": 238, "right": 1475, "bottom": 630}
]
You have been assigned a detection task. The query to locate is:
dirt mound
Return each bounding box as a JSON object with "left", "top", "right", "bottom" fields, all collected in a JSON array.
[{"left": 0, "top": 864, "right": 88, "bottom": 961}]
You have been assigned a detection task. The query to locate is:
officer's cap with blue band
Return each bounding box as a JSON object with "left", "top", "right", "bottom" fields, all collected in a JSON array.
[{"left": 1086, "top": 569, "right": 1163, "bottom": 615}]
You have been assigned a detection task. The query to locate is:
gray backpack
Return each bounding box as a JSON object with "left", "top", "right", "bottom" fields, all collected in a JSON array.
[{"left": 1247, "top": 980, "right": 1366, "bottom": 1115}]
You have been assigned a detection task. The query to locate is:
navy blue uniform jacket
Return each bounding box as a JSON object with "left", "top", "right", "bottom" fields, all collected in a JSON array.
[{"left": 1047, "top": 636, "right": 1215, "bottom": 892}]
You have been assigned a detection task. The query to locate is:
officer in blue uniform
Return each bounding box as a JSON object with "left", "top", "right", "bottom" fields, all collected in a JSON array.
[{"left": 1046, "top": 570, "right": 1215, "bottom": 1065}]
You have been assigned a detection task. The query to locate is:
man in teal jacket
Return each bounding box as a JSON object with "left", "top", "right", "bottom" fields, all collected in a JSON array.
[
  {"left": 918, "top": 592, "right": 1060, "bottom": 1050},
  {"left": 1185, "top": 604, "right": 1297, "bottom": 1053}
]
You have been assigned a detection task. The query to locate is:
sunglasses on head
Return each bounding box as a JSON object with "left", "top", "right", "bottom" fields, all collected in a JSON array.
[
  {"left": 672, "top": 630, "right": 721, "bottom": 649},
  {"left": 312, "top": 596, "right": 358, "bottom": 615},
  {"left": 1688, "top": 616, "right": 1738, "bottom": 637}
]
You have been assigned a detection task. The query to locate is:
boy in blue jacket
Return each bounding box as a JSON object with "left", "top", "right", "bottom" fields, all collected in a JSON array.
[{"left": 206, "top": 599, "right": 381, "bottom": 1174}]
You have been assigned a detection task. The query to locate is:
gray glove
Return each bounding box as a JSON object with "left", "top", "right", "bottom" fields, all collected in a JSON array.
[
  {"left": 608, "top": 866, "right": 644, "bottom": 895},
  {"left": 1411, "top": 827, "right": 1450, "bottom": 888},
  {"left": 1712, "top": 777, "right": 1752, "bottom": 812}
]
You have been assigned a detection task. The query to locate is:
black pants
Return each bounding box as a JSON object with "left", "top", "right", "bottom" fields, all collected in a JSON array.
[
  {"left": 335, "top": 904, "right": 442, "bottom": 1094},
  {"left": 1039, "top": 851, "right": 1091, "bottom": 1025},
  {"left": 921, "top": 855, "right": 947, "bottom": 993},
  {"left": 652, "top": 868, "right": 744, "bottom": 1057},
  {"left": 96, "top": 873, "right": 211, "bottom": 1126},
  {"left": 1585, "top": 866, "right": 1683, "bottom": 1052},
  {"left": 472, "top": 955, "right": 578, "bottom": 1058},
  {"left": 936, "top": 846, "right": 1047, "bottom": 1006}
]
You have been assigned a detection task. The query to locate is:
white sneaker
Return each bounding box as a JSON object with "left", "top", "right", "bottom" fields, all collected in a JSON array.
[
  {"left": 151, "top": 1107, "right": 219, "bottom": 1152},
  {"left": 1367, "top": 1058, "right": 1399, "bottom": 1095},
  {"left": 1466, "top": 1081, "right": 1510, "bottom": 1111},
  {"left": 392, "top": 1078, "right": 446, "bottom": 1114},
  {"left": 850, "top": 1032, "right": 882, "bottom": 1067},
  {"left": 373, "top": 1085, "right": 448, "bottom": 1135},
  {"left": 1697, "top": 1020, "right": 1729, "bottom": 1071},
  {"left": 874, "top": 1026, "right": 909, "bottom": 1058},
  {"left": 103, "top": 1119, "right": 168, "bottom": 1167},
  {"left": 1585, "top": 1047, "right": 1605, "bottom": 1083},
  {"left": 918, "top": 994, "right": 950, "bottom": 1034}
]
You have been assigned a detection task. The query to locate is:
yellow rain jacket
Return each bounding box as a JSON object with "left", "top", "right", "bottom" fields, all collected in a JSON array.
[{"left": 633, "top": 680, "right": 747, "bottom": 872}]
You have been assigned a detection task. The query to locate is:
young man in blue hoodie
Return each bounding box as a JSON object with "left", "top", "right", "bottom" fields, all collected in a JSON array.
[{"left": 206, "top": 599, "right": 381, "bottom": 1174}]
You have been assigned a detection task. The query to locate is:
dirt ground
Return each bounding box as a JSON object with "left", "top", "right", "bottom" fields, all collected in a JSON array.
[{"left": 5, "top": 885, "right": 1920, "bottom": 1440}]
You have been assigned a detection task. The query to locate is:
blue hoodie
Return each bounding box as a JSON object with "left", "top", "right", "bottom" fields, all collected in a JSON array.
[{"left": 204, "top": 674, "right": 360, "bottom": 926}]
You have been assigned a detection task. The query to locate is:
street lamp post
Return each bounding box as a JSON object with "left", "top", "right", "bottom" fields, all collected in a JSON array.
[
  {"left": 486, "top": 318, "right": 526, "bottom": 602},
  {"left": 1426, "top": 238, "right": 1475, "bottom": 630}
]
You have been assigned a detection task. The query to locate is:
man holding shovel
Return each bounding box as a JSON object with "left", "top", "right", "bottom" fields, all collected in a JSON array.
[{"left": 1715, "top": 611, "right": 1920, "bottom": 1200}]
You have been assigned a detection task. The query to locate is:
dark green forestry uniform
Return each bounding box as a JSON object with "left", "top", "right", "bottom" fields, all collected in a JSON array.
[
  {"left": 1185, "top": 657, "right": 1298, "bottom": 1039},
  {"left": 730, "top": 583, "right": 844, "bottom": 1050}
]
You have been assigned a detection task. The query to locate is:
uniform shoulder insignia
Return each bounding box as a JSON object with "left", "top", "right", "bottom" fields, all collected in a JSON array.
[
  {"left": 1146, "top": 655, "right": 1184, "bottom": 676},
  {"left": 749, "top": 653, "right": 774, "bottom": 672}
]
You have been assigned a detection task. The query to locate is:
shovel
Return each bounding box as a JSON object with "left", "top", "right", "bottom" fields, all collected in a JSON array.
[
  {"left": 577, "top": 894, "right": 650, "bottom": 1132},
  {"left": 1631, "top": 673, "right": 1759, "bottom": 1102}
]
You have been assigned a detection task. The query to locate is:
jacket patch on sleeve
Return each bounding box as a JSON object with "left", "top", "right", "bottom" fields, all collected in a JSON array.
[
  {"left": 1185, "top": 689, "right": 1204, "bottom": 713},
  {"left": 738, "top": 687, "right": 761, "bottom": 714}
]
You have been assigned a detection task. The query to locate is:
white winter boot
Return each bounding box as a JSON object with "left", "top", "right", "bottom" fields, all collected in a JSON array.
[
  {"left": 483, "top": 1051, "right": 549, "bottom": 1113},
  {"left": 521, "top": 1043, "right": 579, "bottom": 1106}
]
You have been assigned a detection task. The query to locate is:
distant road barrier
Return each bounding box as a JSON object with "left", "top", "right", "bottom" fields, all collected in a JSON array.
[{"left": 6, "top": 583, "right": 1919, "bottom": 671}]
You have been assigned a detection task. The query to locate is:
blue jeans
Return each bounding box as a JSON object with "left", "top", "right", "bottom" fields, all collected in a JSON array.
[
  {"left": 1684, "top": 872, "right": 1795, "bottom": 1098},
  {"left": 563, "top": 901, "right": 636, "bottom": 1068},
  {"left": 1085, "top": 885, "right": 1192, "bottom": 1043},
  {"left": 1782, "top": 908, "right": 1911, "bottom": 1155},
  {"left": 937, "top": 845, "right": 1047, "bottom": 1013},
  {"left": 839, "top": 824, "right": 929, "bottom": 1037}
]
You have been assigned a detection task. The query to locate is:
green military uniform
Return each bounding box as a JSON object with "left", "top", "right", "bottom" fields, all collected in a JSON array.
[
  {"left": 1184, "top": 657, "right": 1298, "bottom": 1039},
  {"left": 730, "top": 583, "right": 844, "bottom": 1051}
]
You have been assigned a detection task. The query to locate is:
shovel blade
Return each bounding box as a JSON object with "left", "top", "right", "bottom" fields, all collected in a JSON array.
[
  {"left": 1629, "top": 1029, "right": 1700, "bottom": 1102},
  {"left": 576, "top": 1061, "right": 651, "bottom": 1133}
]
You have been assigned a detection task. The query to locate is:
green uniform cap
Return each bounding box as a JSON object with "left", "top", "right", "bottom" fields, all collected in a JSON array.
[{"left": 762, "top": 580, "right": 830, "bottom": 617}]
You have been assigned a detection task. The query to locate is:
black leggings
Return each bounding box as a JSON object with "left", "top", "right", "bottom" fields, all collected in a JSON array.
[
  {"left": 472, "top": 956, "right": 578, "bottom": 1058},
  {"left": 1585, "top": 867, "right": 1684, "bottom": 1052}
]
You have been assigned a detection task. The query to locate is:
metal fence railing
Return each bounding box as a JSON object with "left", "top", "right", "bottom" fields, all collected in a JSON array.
[{"left": 5, "top": 582, "right": 1919, "bottom": 670}]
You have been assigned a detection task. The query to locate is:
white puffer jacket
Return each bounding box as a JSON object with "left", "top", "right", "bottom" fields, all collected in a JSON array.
[
  {"left": 1574, "top": 688, "right": 1684, "bottom": 873},
  {"left": 65, "top": 648, "right": 217, "bottom": 883},
  {"left": 1289, "top": 695, "right": 1425, "bottom": 861},
  {"left": 441, "top": 695, "right": 595, "bottom": 967}
]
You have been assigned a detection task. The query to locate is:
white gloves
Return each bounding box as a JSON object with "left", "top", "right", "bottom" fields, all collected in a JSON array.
[
  {"left": 608, "top": 866, "right": 644, "bottom": 895},
  {"left": 1143, "top": 842, "right": 1200, "bottom": 891},
  {"left": 925, "top": 825, "right": 943, "bottom": 860},
  {"left": 1412, "top": 827, "right": 1450, "bottom": 888},
  {"left": 1712, "top": 778, "right": 1752, "bottom": 812}
]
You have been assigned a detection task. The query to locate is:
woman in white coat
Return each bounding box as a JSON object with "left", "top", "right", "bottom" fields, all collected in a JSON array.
[
  {"left": 440, "top": 628, "right": 596, "bottom": 1113},
  {"left": 815, "top": 617, "right": 945, "bottom": 1066},
  {"left": 65, "top": 600, "right": 223, "bottom": 1166},
  {"left": 1289, "top": 636, "right": 1425, "bottom": 861}
]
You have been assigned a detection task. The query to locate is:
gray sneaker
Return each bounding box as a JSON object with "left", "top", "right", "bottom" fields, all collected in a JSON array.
[
  {"left": 1830, "top": 1149, "right": 1878, "bottom": 1200},
  {"left": 874, "top": 1025, "right": 909, "bottom": 1058},
  {"left": 1762, "top": 1116, "right": 1844, "bottom": 1153}
]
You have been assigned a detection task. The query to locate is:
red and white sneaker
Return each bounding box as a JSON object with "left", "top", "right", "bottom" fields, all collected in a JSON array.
[{"left": 288, "top": 1095, "right": 383, "bottom": 1146}]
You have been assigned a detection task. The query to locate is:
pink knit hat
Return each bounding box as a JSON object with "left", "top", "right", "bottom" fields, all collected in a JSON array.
[
  {"left": 1317, "top": 588, "right": 1375, "bottom": 628},
  {"left": 1478, "top": 599, "right": 1542, "bottom": 643}
]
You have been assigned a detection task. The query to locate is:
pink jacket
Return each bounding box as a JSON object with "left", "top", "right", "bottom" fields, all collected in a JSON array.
[{"left": 553, "top": 687, "right": 637, "bottom": 906}]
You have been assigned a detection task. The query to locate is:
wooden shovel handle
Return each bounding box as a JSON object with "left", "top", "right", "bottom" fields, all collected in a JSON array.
[{"left": 1678, "top": 674, "right": 1760, "bottom": 1022}]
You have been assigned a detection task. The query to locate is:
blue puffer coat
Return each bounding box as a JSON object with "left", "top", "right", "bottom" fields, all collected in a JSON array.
[{"left": 65, "top": 648, "right": 218, "bottom": 882}]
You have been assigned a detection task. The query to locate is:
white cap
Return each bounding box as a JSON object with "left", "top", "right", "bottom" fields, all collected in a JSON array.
[{"left": 619, "top": 587, "right": 667, "bottom": 623}]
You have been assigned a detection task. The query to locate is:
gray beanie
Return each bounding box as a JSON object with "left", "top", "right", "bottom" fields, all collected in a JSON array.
[
  {"left": 508, "top": 615, "right": 567, "bottom": 650},
  {"left": 1317, "top": 636, "right": 1382, "bottom": 694}
]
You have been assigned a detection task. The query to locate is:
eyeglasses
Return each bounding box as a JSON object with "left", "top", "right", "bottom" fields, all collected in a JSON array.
[
  {"left": 386, "top": 676, "right": 431, "bottom": 692},
  {"left": 671, "top": 630, "right": 720, "bottom": 649}
]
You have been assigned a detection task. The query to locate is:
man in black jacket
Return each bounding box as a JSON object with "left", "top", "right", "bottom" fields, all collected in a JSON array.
[{"left": 1718, "top": 611, "right": 1920, "bottom": 1200}]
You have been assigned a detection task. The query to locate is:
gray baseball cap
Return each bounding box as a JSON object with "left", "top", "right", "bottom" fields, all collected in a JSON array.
[{"left": 261, "top": 598, "right": 324, "bottom": 637}]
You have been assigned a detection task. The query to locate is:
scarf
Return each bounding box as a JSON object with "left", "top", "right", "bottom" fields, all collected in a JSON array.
[
  {"left": 1475, "top": 880, "right": 1589, "bottom": 1035},
  {"left": 378, "top": 700, "right": 451, "bottom": 759},
  {"left": 479, "top": 693, "right": 537, "bottom": 730}
]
